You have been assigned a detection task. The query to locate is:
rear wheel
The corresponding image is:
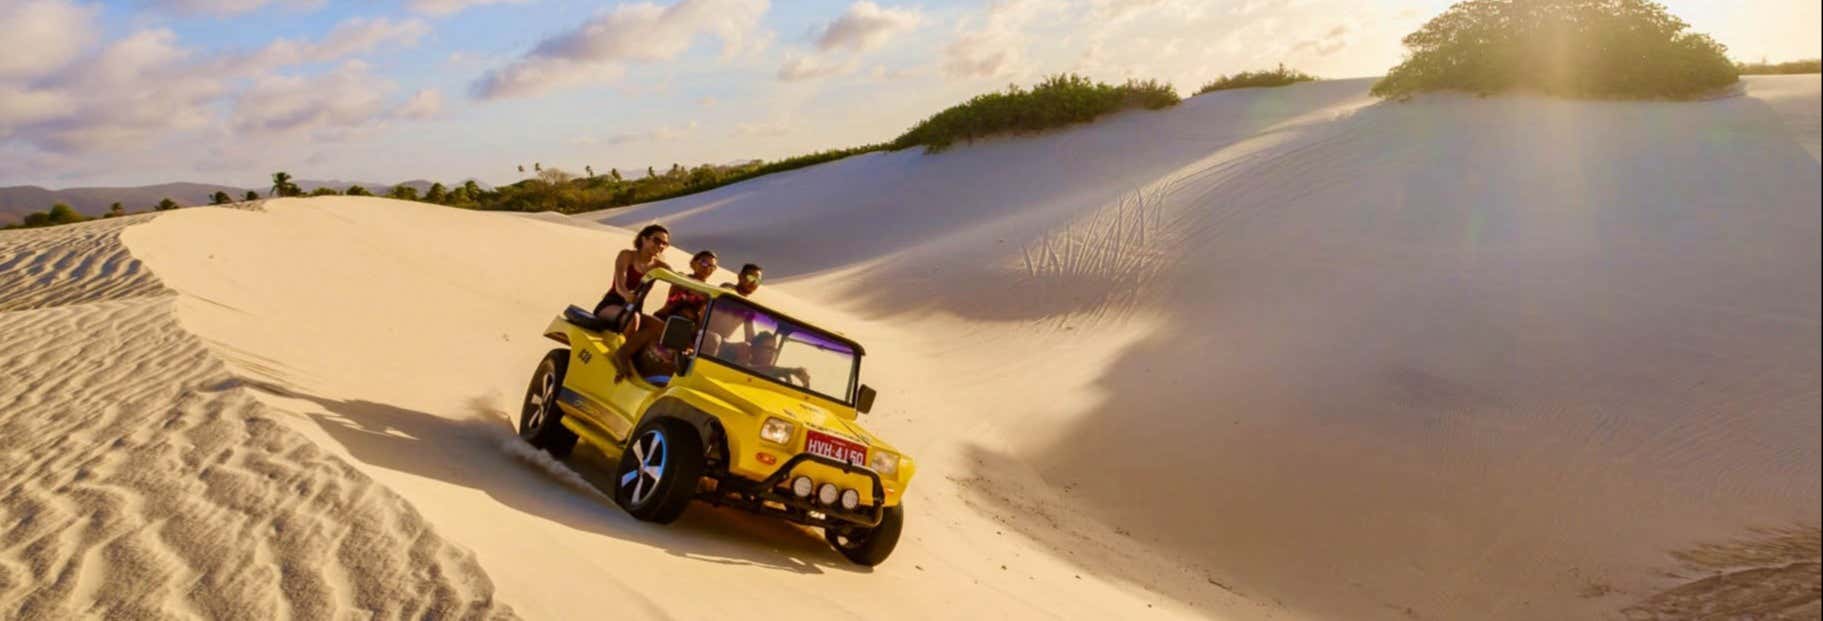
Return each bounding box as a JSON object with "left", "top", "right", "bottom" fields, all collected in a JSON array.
[
  {"left": 519, "top": 349, "right": 577, "bottom": 459},
  {"left": 825, "top": 504, "right": 904, "bottom": 566},
  {"left": 614, "top": 418, "right": 704, "bottom": 524}
]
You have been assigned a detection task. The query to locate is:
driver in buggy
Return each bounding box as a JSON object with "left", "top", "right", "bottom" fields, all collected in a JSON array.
[{"left": 741, "top": 331, "right": 811, "bottom": 386}]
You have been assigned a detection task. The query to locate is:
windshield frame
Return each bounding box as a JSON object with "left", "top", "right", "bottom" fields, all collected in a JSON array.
[{"left": 694, "top": 295, "right": 863, "bottom": 406}]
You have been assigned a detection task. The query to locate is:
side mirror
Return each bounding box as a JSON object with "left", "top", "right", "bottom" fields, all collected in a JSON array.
[
  {"left": 660, "top": 316, "right": 697, "bottom": 352},
  {"left": 855, "top": 385, "right": 877, "bottom": 413}
]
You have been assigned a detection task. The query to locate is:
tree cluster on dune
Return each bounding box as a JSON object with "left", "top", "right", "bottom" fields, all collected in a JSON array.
[
  {"left": 1371, "top": 0, "right": 1738, "bottom": 99},
  {"left": 1194, "top": 64, "right": 1318, "bottom": 96},
  {"left": 890, "top": 74, "right": 1181, "bottom": 152}
]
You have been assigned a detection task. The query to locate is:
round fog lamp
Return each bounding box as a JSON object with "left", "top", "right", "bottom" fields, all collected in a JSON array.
[
  {"left": 839, "top": 488, "right": 860, "bottom": 511},
  {"left": 791, "top": 476, "right": 814, "bottom": 498},
  {"left": 816, "top": 483, "right": 839, "bottom": 505}
]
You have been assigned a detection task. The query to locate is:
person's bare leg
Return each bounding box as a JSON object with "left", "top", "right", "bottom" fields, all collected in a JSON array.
[{"left": 612, "top": 319, "right": 662, "bottom": 382}]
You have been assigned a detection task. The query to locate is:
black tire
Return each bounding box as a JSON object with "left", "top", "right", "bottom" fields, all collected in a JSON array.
[
  {"left": 519, "top": 349, "right": 578, "bottom": 460},
  {"left": 613, "top": 418, "right": 704, "bottom": 524},
  {"left": 825, "top": 503, "right": 904, "bottom": 566}
]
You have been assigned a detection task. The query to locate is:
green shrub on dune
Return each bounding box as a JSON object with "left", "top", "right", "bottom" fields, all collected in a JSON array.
[
  {"left": 1195, "top": 65, "right": 1317, "bottom": 95},
  {"left": 1372, "top": 0, "right": 1737, "bottom": 100},
  {"left": 890, "top": 74, "right": 1181, "bottom": 152}
]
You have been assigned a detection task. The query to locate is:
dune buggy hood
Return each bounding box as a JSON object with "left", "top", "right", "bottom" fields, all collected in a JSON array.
[{"left": 697, "top": 372, "right": 890, "bottom": 449}]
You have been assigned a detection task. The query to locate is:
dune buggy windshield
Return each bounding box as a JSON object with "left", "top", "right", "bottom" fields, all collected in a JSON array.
[{"left": 699, "top": 296, "right": 860, "bottom": 404}]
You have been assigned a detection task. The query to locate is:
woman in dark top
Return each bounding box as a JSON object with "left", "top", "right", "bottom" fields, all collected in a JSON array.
[{"left": 594, "top": 224, "right": 671, "bottom": 334}]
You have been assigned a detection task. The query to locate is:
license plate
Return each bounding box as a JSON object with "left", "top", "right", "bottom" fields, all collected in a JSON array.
[{"left": 805, "top": 430, "right": 867, "bottom": 467}]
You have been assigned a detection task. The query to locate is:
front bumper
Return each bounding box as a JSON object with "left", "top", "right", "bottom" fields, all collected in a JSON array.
[{"left": 701, "top": 453, "right": 888, "bottom": 528}]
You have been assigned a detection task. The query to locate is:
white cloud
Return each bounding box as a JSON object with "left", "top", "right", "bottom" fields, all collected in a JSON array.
[
  {"left": 406, "top": 0, "right": 527, "bottom": 17},
  {"left": 24, "top": 29, "right": 224, "bottom": 153},
  {"left": 144, "top": 0, "right": 325, "bottom": 17},
  {"left": 1, "top": 12, "right": 429, "bottom": 164},
  {"left": 868, "top": 64, "right": 925, "bottom": 80},
  {"left": 0, "top": 89, "right": 71, "bottom": 133},
  {"left": 232, "top": 61, "right": 393, "bottom": 138},
  {"left": 774, "top": 1, "right": 919, "bottom": 82},
  {"left": 733, "top": 120, "right": 791, "bottom": 136},
  {"left": 0, "top": 0, "right": 98, "bottom": 81},
  {"left": 777, "top": 53, "right": 852, "bottom": 81},
  {"left": 1287, "top": 22, "right": 1356, "bottom": 57},
  {"left": 396, "top": 89, "right": 443, "bottom": 120},
  {"left": 942, "top": 0, "right": 1047, "bottom": 79},
  {"left": 473, "top": 0, "right": 770, "bottom": 100},
  {"left": 228, "top": 17, "right": 429, "bottom": 73},
  {"left": 573, "top": 121, "right": 700, "bottom": 146},
  {"left": 813, "top": 1, "right": 921, "bottom": 53},
  {"left": 1088, "top": 0, "right": 1164, "bottom": 20}
]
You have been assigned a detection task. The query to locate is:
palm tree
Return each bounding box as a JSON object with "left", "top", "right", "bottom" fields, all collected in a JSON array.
[
  {"left": 210, "top": 191, "right": 232, "bottom": 205},
  {"left": 517, "top": 165, "right": 525, "bottom": 174},
  {"left": 609, "top": 168, "right": 622, "bottom": 181},
  {"left": 586, "top": 165, "right": 595, "bottom": 178},
  {"left": 534, "top": 162, "right": 542, "bottom": 172},
  {"left": 244, "top": 191, "right": 259, "bottom": 201},
  {"left": 425, "top": 183, "right": 448, "bottom": 204},
  {"left": 106, "top": 202, "right": 125, "bottom": 218},
  {"left": 270, "top": 172, "right": 300, "bottom": 197},
  {"left": 155, "top": 198, "right": 180, "bottom": 211}
]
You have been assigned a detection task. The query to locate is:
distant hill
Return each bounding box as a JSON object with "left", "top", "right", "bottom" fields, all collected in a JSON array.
[
  {"left": 0, "top": 182, "right": 251, "bottom": 223},
  {"left": 0, "top": 178, "right": 496, "bottom": 225}
]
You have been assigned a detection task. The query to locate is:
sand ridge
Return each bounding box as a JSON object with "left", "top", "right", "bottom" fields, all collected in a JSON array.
[{"left": 0, "top": 215, "right": 513, "bottom": 619}]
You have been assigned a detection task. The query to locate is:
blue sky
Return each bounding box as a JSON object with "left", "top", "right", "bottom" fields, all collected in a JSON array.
[{"left": 2, "top": 0, "right": 1818, "bottom": 188}]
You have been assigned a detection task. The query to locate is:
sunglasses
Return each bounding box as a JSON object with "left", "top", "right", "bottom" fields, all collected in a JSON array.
[{"left": 742, "top": 273, "right": 762, "bottom": 284}]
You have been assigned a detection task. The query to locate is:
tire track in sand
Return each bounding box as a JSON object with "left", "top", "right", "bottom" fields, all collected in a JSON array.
[{"left": 0, "top": 216, "right": 515, "bottom": 619}]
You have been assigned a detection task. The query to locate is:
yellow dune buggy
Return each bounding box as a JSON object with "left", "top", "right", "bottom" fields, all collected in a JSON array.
[{"left": 518, "top": 268, "right": 914, "bottom": 565}]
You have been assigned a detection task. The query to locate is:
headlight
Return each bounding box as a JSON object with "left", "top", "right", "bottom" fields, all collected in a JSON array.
[
  {"left": 759, "top": 417, "right": 794, "bottom": 445},
  {"left": 869, "top": 450, "right": 899, "bottom": 476}
]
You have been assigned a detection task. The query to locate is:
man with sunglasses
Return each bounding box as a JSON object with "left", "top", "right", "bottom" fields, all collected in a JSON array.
[
  {"left": 700, "top": 264, "right": 763, "bottom": 364},
  {"left": 721, "top": 263, "right": 762, "bottom": 296}
]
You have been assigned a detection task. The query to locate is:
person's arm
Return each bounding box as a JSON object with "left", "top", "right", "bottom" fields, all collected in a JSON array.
[{"left": 610, "top": 250, "right": 637, "bottom": 299}]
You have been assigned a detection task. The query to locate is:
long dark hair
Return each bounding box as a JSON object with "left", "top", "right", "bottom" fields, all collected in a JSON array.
[{"left": 634, "top": 224, "right": 669, "bottom": 250}]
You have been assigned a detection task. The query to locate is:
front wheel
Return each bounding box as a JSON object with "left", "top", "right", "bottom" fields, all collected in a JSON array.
[
  {"left": 519, "top": 349, "right": 578, "bottom": 459},
  {"left": 826, "top": 504, "right": 904, "bottom": 566},
  {"left": 613, "top": 418, "right": 705, "bottom": 524}
]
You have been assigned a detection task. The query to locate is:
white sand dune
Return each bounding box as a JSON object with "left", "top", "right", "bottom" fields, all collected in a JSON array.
[
  {"left": 0, "top": 215, "right": 510, "bottom": 619},
  {"left": 588, "top": 74, "right": 1822, "bottom": 619},
  {"left": 1, "top": 74, "right": 1817, "bottom": 620}
]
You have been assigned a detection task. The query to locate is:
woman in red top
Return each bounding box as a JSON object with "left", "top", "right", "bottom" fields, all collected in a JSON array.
[{"left": 593, "top": 224, "right": 671, "bottom": 334}]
